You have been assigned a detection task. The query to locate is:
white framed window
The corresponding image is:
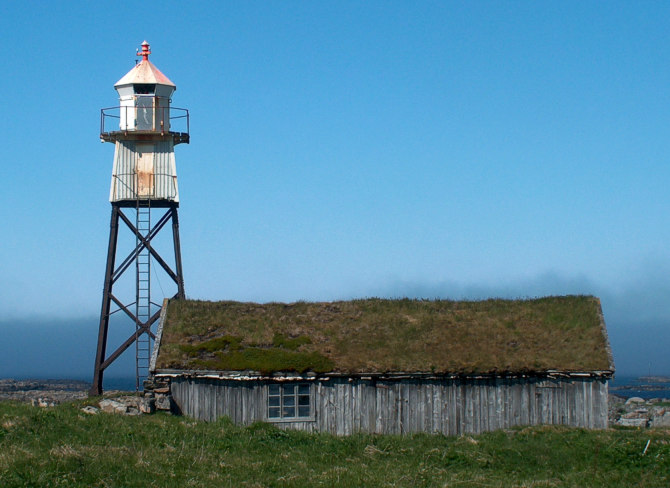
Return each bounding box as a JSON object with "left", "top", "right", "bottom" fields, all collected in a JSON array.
[{"left": 267, "top": 383, "right": 313, "bottom": 421}]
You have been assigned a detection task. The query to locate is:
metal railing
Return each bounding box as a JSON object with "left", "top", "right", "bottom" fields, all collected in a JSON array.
[{"left": 100, "top": 106, "right": 189, "bottom": 143}]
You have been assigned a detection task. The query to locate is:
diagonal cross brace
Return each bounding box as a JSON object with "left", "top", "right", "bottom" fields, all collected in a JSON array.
[
  {"left": 111, "top": 208, "right": 172, "bottom": 283},
  {"left": 113, "top": 208, "right": 180, "bottom": 285},
  {"left": 109, "top": 293, "right": 158, "bottom": 337},
  {"left": 100, "top": 306, "right": 163, "bottom": 371}
]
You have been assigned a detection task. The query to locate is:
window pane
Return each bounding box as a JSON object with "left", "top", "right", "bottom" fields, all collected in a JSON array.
[
  {"left": 136, "top": 96, "right": 153, "bottom": 131},
  {"left": 283, "top": 406, "right": 295, "bottom": 417},
  {"left": 298, "top": 395, "right": 310, "bottom": 406},
  {"left": 269, "top": 383, "right": 312, "bottom": 420},
  {"left": 134, "top": 84, "right": 156, "bottom": 95}
]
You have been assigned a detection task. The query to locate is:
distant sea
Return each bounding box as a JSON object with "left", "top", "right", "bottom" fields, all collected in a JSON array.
[
  {"left": 609, "top": 376, "right": 670, "bottom": 399},
  {"left": 103, "top": 377, "right": 138, "bottom": 391},
  {"left": 63, "top": 376, "right": 138, "bottom": 392}
]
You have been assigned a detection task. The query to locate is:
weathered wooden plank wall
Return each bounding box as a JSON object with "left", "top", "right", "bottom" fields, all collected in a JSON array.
[{"left": 170, "top": 376, "right": 608, "bottom": 435}]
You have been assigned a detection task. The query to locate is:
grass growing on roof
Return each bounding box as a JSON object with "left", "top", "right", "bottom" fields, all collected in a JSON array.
[{"left": 156, "top": 296, "right": 612, "bottom": 374}]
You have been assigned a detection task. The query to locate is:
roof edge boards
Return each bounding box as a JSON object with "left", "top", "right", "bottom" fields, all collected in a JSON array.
[
  {"left": 595, "top": 297, "right": 616, "bottom": 372},
  {"left": 153, "top": 369, "right": 614, "bottom": 381},
  {"left": 149, "top": 298, "right": 170, "bottom": 373}
]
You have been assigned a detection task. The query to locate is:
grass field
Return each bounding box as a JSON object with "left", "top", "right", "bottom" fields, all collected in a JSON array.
[{"left": 1, "top": 400, "right": 668, "bottom": 487}]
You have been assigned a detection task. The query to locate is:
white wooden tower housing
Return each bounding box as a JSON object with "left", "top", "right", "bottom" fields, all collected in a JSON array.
[{"left": 91, "top": 41, "right": 189, "bottom": 395}]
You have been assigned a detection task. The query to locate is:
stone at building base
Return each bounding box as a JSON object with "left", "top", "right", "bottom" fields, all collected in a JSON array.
[
  {"left": 616, "top": 417, "right": 648, "bottom": 428},
  {"left": 155, "top": 394, "right": 173, "bottom": 412},
  {"left": 140, "top": 397, "right": 156, "bottom": 414},
  {"left": 144, "top": 376, "right": 173, "bottom": 413}
]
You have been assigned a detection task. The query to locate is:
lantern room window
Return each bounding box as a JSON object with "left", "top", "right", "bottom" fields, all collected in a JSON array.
[
  {"left": 135, "top": 97, "right": 153, "bottom": 131},
  {"left": 267, "top": 383, "right": 312, "bottom": 420},
  {"left": 134, "top": 84, "right": 156, "bottom": 95}
]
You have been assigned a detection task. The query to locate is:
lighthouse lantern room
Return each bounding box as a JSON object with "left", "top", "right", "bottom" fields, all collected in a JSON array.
[
  {"left": 113, "top": 42, "right": 175, "bottom": 133},
  {"left": 91, "top": 41, "right": 189, "bottom": 396}
]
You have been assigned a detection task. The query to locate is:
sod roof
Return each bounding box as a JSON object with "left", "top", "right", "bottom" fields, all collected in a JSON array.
[{"left": 154, "top": 296, "right": 614, "bottom": 376}]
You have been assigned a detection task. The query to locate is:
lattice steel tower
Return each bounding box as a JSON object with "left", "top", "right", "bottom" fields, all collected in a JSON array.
[{"left": 90, "top": 41, "right": 189, "bottom": 395}]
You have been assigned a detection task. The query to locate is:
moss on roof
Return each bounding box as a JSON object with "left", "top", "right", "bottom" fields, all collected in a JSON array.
[{"left": 155, "top": 296, "right": 613, "bottom": 375}]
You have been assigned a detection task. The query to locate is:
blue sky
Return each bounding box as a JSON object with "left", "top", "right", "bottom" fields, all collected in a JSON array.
[{"left": 1, "top": 2, "right": 670, "bottom": 379}]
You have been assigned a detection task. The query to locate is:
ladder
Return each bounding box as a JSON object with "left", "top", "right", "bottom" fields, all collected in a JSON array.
[{"left": 135, "top": 200, "right": 151, "bottom": 391}]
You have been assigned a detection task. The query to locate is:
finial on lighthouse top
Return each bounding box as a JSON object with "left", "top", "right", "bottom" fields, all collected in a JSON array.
[
  {"left": 115, "top": 40, "right": 175, "bottom": 88},
  {"left": 138, "top": 41, "right": 151, "bottom": 61}
]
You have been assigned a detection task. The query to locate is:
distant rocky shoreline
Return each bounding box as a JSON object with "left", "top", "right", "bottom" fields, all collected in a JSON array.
[
  {"left": 611, "top": 384, "right": 670, "bottom": 393},
  {"left": 638, "top": 376, "right": 670, "bottom": 383},
  {"left": 0, "top": 378, "right": 90, "bottom": 392},
  {"left": 0, "top": 379, "right": 91, "bottom": 406}
]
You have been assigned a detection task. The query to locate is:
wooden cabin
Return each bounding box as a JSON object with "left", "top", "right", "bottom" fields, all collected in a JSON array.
[{"left": 149, "top": 296, "right": 614, "bottom": 435}]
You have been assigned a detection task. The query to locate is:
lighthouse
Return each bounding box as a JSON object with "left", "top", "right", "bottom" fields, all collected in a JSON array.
[{"left": 90, "top": 41, "right": 189, "bottom": 395}]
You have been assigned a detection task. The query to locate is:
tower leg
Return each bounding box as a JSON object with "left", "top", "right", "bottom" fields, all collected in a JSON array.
[
  {"left": 90, "top": 205, "right": 120, "bottom": 396},
  {"left": 90, "top": 203, "right": 185, "bottom": 396},
  {"left": 171, "top": 206, "right": 185, "bottom": 299}
]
